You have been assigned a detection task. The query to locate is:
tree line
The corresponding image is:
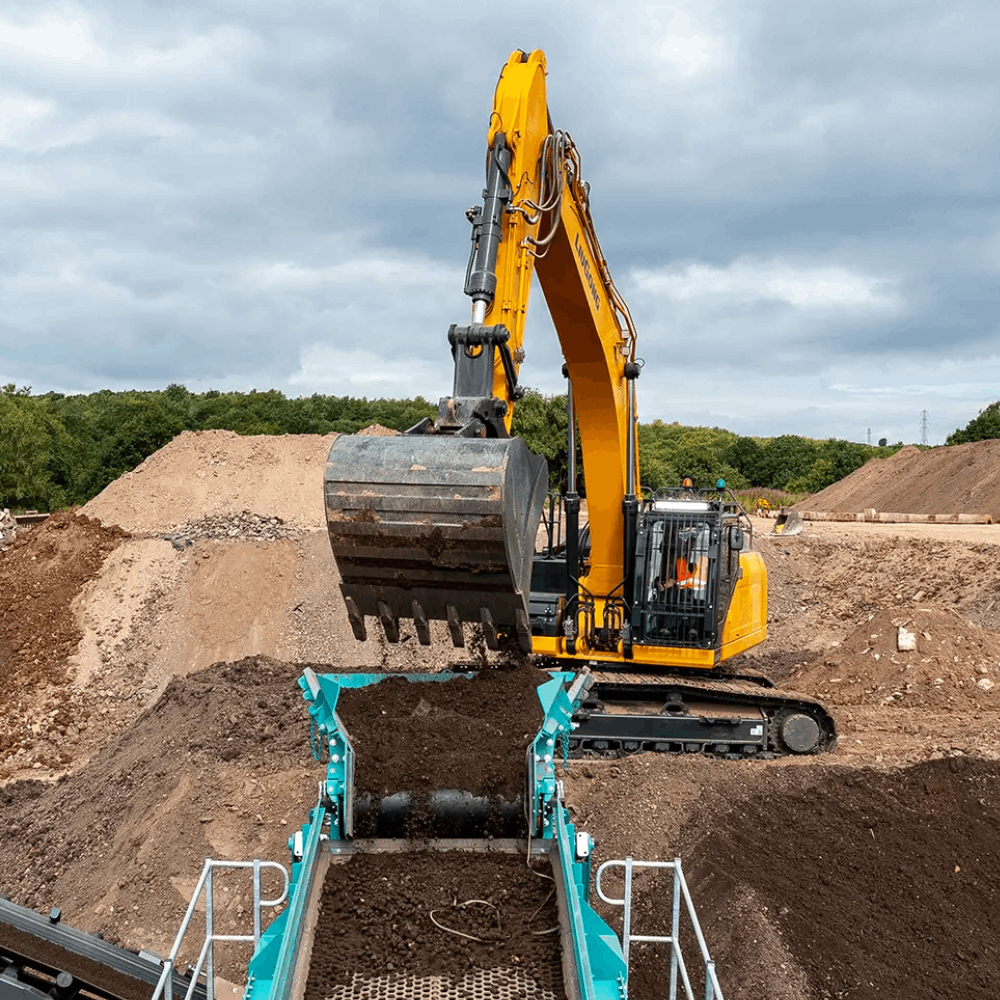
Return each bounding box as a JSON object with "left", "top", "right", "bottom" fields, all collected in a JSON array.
[{"left": 11, "top": 382, "right": 995, "bottom": 513}]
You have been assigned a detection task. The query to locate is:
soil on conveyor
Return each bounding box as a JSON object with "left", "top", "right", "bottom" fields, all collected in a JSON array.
[
  {"left": 6, "top": 430, "right": 1000, "bottom": 998},
  {"left": 336, "top": 664, "right": 544, "bottom": 800},
  {"left": 305, "top": 852, "right": 563, "bottom": 997}
]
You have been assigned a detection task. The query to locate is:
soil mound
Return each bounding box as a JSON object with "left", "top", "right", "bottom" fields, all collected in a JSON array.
[
  {"left": 0, "top": 655, "right": 317, "bottom": 970},
  {"left": 790, "top": 606, "right": 1000, "bottom": 710},
  {"left": 82, "top": 430, "right": 336, "bottom": 533},
  {"left": 0, "top": 512, "right": 128, "bottom": 768},
  {"left": 795, "top": 439, "right": 1000, "bottom": 517},
  {"left": 662, "top": 756, "right": 1000, "bottom": 1000},
  {"left": 355, "top": 423, "right": 400, "bottom": 436}
]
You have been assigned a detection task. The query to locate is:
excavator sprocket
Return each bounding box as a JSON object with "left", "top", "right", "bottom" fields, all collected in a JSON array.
[{"left": 325, "top": 434, "right": 548, "bottom": 651}]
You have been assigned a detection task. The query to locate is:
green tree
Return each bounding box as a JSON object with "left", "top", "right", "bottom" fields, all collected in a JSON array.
[
  {"left": 0, "top": 392, "right": 70, "bottom": 509},
  {"left": 511, "top": 392, "right": 571, "bottom": 490},
  {"left": 83, "top": 394, "right": 186, "bottom": 497},
  {"left": 752, "top": 435, "right": 819, "bottom": 490},
  {"left": 637, "top": 421, "right": 746, "bottom": 492},
  {"left": 948, "top": 401, "right": 1000, "bottom": 444},
  {"left": 725, "top": 436, "right": 766, "bottom": 484}
]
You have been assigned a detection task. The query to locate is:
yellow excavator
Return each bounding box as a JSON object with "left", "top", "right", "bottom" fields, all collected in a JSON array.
[{"left": 324, "top": 49, "right": 835, "bottom": 757}]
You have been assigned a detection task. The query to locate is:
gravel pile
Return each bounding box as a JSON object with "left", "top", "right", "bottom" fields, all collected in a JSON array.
[{"left": 161, "top": 510, "right": 297, "bottom": 546}]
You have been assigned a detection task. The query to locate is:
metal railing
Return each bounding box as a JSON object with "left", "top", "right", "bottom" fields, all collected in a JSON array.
[
  {"left": 151, "top": 859, "right": 290, "bottom": 1000},
  {"left": 595, "top": 857, "right": 723, "bottom": 1000}
]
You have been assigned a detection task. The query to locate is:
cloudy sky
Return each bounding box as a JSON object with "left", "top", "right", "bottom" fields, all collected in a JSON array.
[{"left": 3, "top": 1, "right": 999, "bottom": 444}]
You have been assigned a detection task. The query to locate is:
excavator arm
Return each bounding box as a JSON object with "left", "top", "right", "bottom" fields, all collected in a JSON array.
[
  {"left": 324, "top": 50, "right": 837, "bottom": 756},
  {"left": 324, "top": 48, "right": 640, "bottom": 655},
  {"left": 465, "top": 50, "right": 644, "bottom": 622}
]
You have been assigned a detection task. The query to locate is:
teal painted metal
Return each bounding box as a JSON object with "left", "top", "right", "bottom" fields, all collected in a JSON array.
[
  {"left": 530, "top": 672, "right": 592, "bottom": 836},
  {"left": 243, "top": 803, "right": 327, "bottom": 1000},
  {"left": 244, "top": 668, "right": 625, "bottom": 1000},
  {"left": 553, "top": 805, "right": 627, "bottom": 1000}
]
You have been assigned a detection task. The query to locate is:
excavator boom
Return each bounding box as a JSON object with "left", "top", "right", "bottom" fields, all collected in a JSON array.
[{"left": 324, "top": 50, "right": 575, "bottom": 652}]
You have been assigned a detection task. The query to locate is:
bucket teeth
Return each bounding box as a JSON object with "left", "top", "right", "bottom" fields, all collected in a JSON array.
[
  {"left": 480, "top": 607, "right": 500, "bottom": 651},
  {"left": 324, "top": 434, "right": 548, "bottom": 646},
  {"left": 446, "top": 605, "right": 465, "bottom": 648},
  {"left": 345, "top": 597, "right": 367, "bottom": 642},
  {"left": 412, "top": 600, "right": 431, "bottom": 646},
  {"left": 515, "top": 608, "right": 532, "bottom": 654},
  {"left": 378, "top": 601, "right": 400, "bottom": 643}
]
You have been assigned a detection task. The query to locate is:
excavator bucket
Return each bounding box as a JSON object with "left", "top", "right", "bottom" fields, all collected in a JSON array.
[
  {"left": 324, "top": 434, "right": 548, "bottom": 652},
  {"left": 772, "top": 510, "right": 804, "bottom": 535}
]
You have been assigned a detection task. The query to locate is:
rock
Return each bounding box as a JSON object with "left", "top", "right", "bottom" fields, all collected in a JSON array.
[
  {"left": 161, "top": 510, "right": 294, "bottom": 546},
  {"left": 0, "top": 509, "right": 17, "bottom": 548}
]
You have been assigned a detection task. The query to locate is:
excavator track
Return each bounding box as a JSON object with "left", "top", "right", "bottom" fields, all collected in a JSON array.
[{"left": 546, "top": 667, "right": 837, "bottom": 759}]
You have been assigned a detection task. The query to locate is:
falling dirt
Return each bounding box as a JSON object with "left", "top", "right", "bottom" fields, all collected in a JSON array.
[
  {"left": 337, "top": 665, "right": 543, "bottom": 803},
  {"left": 4, "top": 430, "right": 1000, "bottom": 998}
]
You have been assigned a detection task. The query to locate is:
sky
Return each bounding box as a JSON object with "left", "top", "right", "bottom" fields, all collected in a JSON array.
[{"left": 3, "top": 1, "right": 1000, "bottom": 445}]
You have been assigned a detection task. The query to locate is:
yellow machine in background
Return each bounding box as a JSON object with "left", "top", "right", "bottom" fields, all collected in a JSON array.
[{"left": 324, "top": 50, "right": 834, "bottom": 757}]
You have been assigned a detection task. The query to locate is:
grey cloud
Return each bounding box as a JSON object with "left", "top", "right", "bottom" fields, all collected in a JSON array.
[{"left": 2, "top": 1, "right": 1000, "bottom": 445}]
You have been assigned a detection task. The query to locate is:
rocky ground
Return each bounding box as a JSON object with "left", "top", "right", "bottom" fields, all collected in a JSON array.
[{"left": 3, "top": 430, "right": 1000, "bottom": 998}]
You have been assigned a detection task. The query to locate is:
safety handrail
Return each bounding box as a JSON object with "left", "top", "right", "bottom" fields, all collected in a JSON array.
[
  {"left": 595, "top": 857, "right": 723, "bottom": 1000},
  {"left": 151, "top": 859, "right": 289, "bottom": 1000}
]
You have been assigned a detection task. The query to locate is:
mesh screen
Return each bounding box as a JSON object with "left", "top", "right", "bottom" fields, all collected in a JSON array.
[{"left": 318, "top": 965, "right": 563, "bottom": 1000}]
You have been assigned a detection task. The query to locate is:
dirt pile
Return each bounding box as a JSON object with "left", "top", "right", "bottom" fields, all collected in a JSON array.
[
  {"left": 354, "top": 423, "right": 400, "bottom": 436},
  {"left": 791, "top": 606, "right": 1000, "bottom": 711},
  {"left": 82, "top": 430, "right": 336, "bottom": 534},
  {"left": 749, "top": 530, "right": 1000, "bottom": 679},
  {"left": 0, "top": 655, "right": 317, "bottom": 972},
  {"left": 665, "top": 756, "right": 1000, "bottom": 1000},
  {"left": 797, "top": 439, "right": 1000, "bottom": 517},
  {"left": 0, "top": 433, "right": 470, "bottom": 785},
  {"left": 0, "top": 512, "right": 128, "bottom": 770}
]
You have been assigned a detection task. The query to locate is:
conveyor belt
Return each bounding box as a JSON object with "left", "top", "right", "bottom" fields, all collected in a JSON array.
[{"left": 0, "top": 899, "right": 204, "bottom": 1000}]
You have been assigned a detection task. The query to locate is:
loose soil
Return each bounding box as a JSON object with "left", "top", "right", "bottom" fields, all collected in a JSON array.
[
  {"left": 305, "top": 852, "right": 562, "bottom": 997},
  {"left": 336, "top": 665, "right": 543, "bottom": 801},
  {"left": 0, "top": 656, "right": 317, "bottom": 976},
  {"left": 671, "top": 756, "right": 1000, "bottom": 1000},
  {"left": 0, "top": 511, "right": 128, "bottom": 769},
  {"left": 6, "top": 431, "right": 1000, "bottom": 998},
  {"left": 795, "top": 440, "right": 1000, "bottom": 518}
]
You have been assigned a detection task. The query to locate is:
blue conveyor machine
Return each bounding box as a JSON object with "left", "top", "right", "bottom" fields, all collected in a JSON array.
[{"left": 243, "top": 669, "right": 628, "bottom": 1000}]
